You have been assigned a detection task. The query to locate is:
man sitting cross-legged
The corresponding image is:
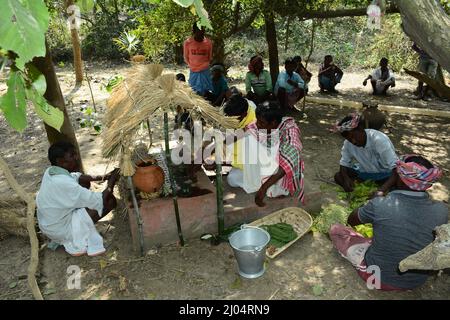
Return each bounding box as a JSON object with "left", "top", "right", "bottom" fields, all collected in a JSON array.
[
  {"left": 329, "top": 155, "right": 447, "bottom": 290},
  {"left": 333, "top": 113, "right": 399, "bottom": 194},
  {"left": 36, "top": 141, "right": 120, "bottom": 257}
]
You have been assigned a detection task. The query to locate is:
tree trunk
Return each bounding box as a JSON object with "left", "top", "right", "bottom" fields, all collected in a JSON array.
[
  {"left": 395, "top": 0, "right": 450, "bottom": 72},
  {"left": 71, "top": 28, "right": 83, "bottom": 84},
  {"left": 66, "top": 0, "right": 83, "bottom": 83},
  {"left": 173, "top": 45, "right": 184, "bottom": 65},
  {"left": 212, "top": 38, "right": 225, "bottom": 64},
  {"left": 264, "top": 1, "right": 279, "bottom": 86},
  {"left": 32, "top": 43, "right": 84, "bottom": 172}
]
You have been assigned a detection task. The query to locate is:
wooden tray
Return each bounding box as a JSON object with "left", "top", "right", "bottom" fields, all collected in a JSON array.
[{"left": 248, "top": 207, "right": 313, "bottom": 259}]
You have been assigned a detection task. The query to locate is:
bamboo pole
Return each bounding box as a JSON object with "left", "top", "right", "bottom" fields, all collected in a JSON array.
[
  {"left": 127, "top": 176, "right": 145, "bottom": 256},
  {"left": 306, "top": 96, "right": 450, "bottom": 118},
  {"left": 0, "top": 156, "right": 43, "bottom": 300},
  {"left": 215, "top": 138, "right": 224, "bottom": 237},
  {"left": 163, "top": 112, "right": 185, "bottom": 246}
]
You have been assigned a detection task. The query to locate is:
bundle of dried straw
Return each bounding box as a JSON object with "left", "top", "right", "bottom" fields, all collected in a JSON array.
[{"left": 102, "top": 64, "right": 239, "bottom": 174}]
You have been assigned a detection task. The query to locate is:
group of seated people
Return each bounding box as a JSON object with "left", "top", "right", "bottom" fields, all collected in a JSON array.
[
  {"left": 36, "top": 105, "right": 447, "bottom": 292},
  {"left": 329, "top": 113, "right": 447, "bottom": 291},
  {"left": 35, "top": 24, "right": 446, "bottom": 291}
]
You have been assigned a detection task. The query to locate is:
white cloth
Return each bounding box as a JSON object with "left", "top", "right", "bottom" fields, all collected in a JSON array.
[
  {"left": 245, "top": 98, "right": 257, "bottom": 111},
  {"left": 371, "top": 67, "right": 395, "bottom": 93},
  {"left": 340, "top": 129, "right": 398, "bottom": 173},
  {"left": 227, "top": 168, "right": 289, "bottom": 198},
  {"left": 36, "top": 167, "right": 105, "bottom": 256},
  {"left": 227, "top": 134, "right": 289, "bottom": 197}
]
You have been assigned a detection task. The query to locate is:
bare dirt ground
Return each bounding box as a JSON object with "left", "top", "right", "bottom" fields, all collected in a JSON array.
[{"left": 0, "top": 62, "right": 449, "bottom": 300}]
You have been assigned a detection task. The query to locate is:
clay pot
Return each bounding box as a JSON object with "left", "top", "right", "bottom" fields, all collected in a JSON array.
[
  {"left": 361, "top": 103, "right": 386, "bottom": 130},
  {"left": 132, "top": 159, "right": 165, "bottom": 193}
]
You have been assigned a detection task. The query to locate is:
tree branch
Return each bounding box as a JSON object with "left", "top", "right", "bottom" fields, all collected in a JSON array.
[
  {"left": 300, "top": 3, "right": 399, "bottom": 20},
  {"left": 225, "top": 9, "right": 259, "bottom": 38}
]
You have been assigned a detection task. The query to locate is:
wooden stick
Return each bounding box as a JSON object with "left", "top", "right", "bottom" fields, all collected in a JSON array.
[
  {"left": 268, "top": 288, "right": 280, "bottom": 300},
  {"left": 146, "top": 119, "right": 153, "bottom": 147},
  {"left": 306, "top": 96, "right": 450, "bottom": 118},
  {"left": 85, "top": 70, "right": 97, "bottom": 113},
  {"left": 215, "top": 138, "right": 225, "bottom": 237},
  {"left": 0, "top": 156, "right": 43, "bottom": 300},
  {"left": 127, "top": 176, "right": 145, "bottom": 256},
  {"left": 164, "top": 112, "right": 185, "bottom": 246}
]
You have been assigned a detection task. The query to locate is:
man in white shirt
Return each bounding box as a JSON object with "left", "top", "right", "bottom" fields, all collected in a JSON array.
[
  {"left": 36, "top": 141, "right": 120, "bottom": 257},
  {"left": 363, "top": 58, "right": 395, "bottom": 95},
  {"left": 332, "top": 113, "right": 399, "bottom": 192}
]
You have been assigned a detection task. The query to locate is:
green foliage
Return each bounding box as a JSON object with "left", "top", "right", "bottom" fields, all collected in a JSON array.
[
  {"left": 82, "top": 12, "right": 134, "bottom": 60},
  {"left": 113, "top": 30, "right": 141, "bottom": 57},
  {"left": 134, "top": 1, "right": 191, "bottom": 61},
  {"left": 104, "top": 75, "right": 124, "bottom": 93},
  {"left": 312, "top": 203, "right": 350, "bottom": 234},
  {"left": 0, "top": 71, "right": 28, "bottom": 131},
  {"left": 0, "top": 0, "right": 49, "bottom": 70},
  {"left": 261, "top": 223, "right": 297, "bottom": 248},
  {"left": 170, "top": 0, "right": 212, "bottom": 29},
  {"left": 0, "top": 0, "right": 64, "bottom": 133},
  {"left": 46, "top": 13, "right": 73, "bottom": 62},
  {"left": 358, "top": 15, "right": 417, "bottom": 72},
  {"left": 77, "top": 104, "right": 102, "bottom": 132},
  {"left": 313, "top": 181, "right": 377, "bottom": 237},
  {"left": 337, "top": 180, "right": 378, "bottom": 211},
  {"left": 0, "top": 68, "right": 64, "bottom": 133}
]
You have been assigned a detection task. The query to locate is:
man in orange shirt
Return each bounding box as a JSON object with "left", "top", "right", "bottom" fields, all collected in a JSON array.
[{"left": 183, "top": 22, "right": 213, "bottom": 96}]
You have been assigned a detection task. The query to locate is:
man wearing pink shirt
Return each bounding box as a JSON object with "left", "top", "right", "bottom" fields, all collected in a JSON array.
[{"left": 183, "top": 22, "right": 213, "bottom": 96}]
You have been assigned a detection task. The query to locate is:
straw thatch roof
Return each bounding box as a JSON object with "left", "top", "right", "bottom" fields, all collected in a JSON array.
[{"left": 101, "top": 64, "right": 239, "bottom": 176}]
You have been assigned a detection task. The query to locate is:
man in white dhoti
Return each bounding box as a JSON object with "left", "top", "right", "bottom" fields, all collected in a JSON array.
[{"left": 36, "top": 141, "right": 120, "bottom": 257}]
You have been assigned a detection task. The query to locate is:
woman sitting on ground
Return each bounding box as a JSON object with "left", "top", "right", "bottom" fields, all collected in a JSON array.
[
  {"left": 245, "top": 55, "right": 274, "bottom": 104},
  {"left": 227, "top": 101, "right": 305, "bottom": 207}
]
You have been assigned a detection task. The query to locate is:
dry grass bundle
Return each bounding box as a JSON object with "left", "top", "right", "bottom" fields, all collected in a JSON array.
[
  {"left": 102, "top": 64, "right": 239, "bottom": 163},
  {"left": 0, "top": 197, "right": 28, "bottom": 238}
]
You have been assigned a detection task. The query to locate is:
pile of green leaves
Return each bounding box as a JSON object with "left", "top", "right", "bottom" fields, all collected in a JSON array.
[
  {"left": 313, "top": 181, "right": 378, "bottom": 238},
  {"left": 261, "top": 223, "right": 297, "bottom": 248},
  {"left": 337, "top": 180, "right": 378, "bottom": 211},
  {"left": 311, "top": 203, "right": 350, "bottom": 234}
]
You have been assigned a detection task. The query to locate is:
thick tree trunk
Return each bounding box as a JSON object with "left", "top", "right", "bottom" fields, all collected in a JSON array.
[
  {"left": 212, "top": 37, "right": 225, "bottom": 64},
  {"left": 32, "top": 43, "right": 84, "bottom": 172},
  {"left": 264, "top": 1, "right": 279, "bottom": 87},
  {"left": 395, "top": 0, "right": 450, "bottom": 72},
  {"left": 404, "top": 68, "right": 450, "bottom": 100},
  {"left": 66, "top": 0, "right": 83, "bottom": 83}
]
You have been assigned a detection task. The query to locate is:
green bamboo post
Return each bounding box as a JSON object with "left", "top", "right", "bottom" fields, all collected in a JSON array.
[
  {"left": 164, "top": 112, "right": 185, "bottom": 246},
  {"left": 127, "top": 176, "right": 145, "bottom": 256},
  {"left": 215, "top": 139, "right": 225, "bottom": 237}
]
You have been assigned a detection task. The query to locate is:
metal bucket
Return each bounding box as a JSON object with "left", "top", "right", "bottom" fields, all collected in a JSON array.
[{"left": 229, "top": 225, "right": 271, "bottom": 279}]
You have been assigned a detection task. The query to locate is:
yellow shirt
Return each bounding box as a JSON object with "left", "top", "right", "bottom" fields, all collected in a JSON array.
[{"left": 232, "top": 108, "right": 256, "bottom": 169}]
